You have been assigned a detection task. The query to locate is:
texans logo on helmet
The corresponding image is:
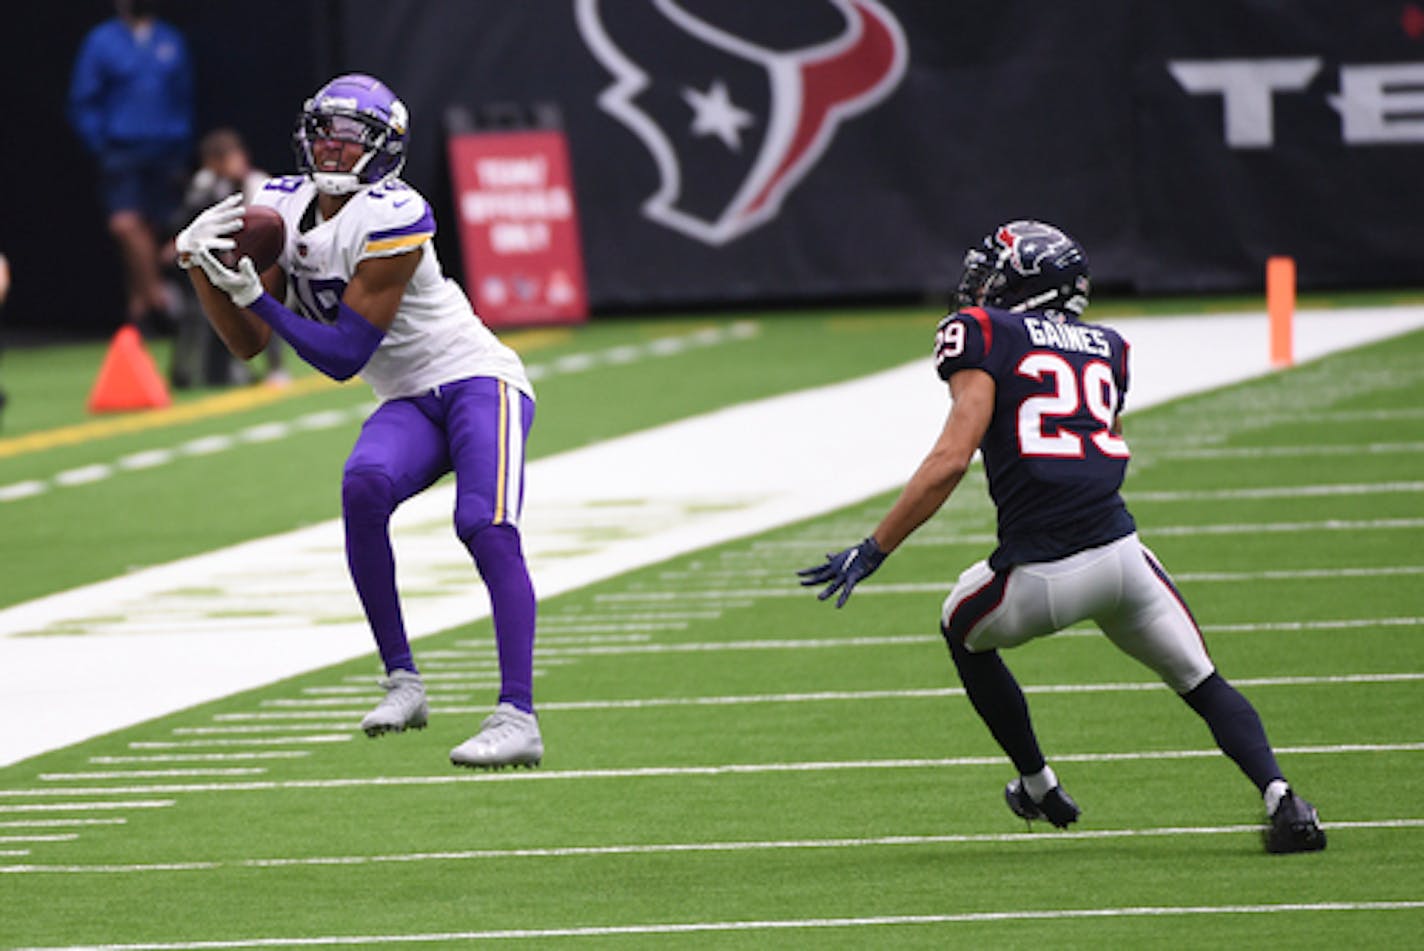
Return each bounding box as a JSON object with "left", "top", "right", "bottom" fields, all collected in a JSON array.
[
  {"left": 576, "top": 0, "right": 908, "bottom": 245},
  {"left": 996, "top": 221, "right": 1074, "bottom": 277}
]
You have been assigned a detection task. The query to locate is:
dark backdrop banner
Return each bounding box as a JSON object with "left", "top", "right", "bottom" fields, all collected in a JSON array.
[
  {"left": 335, "top": 0, "right": 1421, "bottom": 310},
  {"left": 1135, "top": 2, "right": 1424, "bottom": 291},
  {"left": 5, "top": 1, "right": 1420, "bottom": 332}
]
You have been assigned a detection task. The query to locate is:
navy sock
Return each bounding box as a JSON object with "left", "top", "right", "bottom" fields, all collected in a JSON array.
[
  {"left": 1181, "top": 672, "right": 1284, "bottom": 792},
  {"left": 946, "top": 632, "right": 1046, "bottom": 776}
]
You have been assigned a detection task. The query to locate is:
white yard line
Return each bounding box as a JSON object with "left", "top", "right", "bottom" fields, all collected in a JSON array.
[
  {"left": 0, "top": 801, "right": 174, "bottom": 813},
  {"left": 8, "top": 905, "right": 1424, "bottom": 951},
  {"left": 9, "top": 743, "right": 1423, "bottom": 798},
  {"left": 2, "top": 307, "right": 1423, "bottom": 766},
  {"left": 11, "top": 903, "right": 1424, "bottom": 948},
  {"left": 193, "top": 670, "right": 1421, "bottom": 724},
  {"left": 0, "top": 818, "right": 126, "bottom": 828},
  {"left": 3, "top": 819, "right": 1419, "bottom": 876}
]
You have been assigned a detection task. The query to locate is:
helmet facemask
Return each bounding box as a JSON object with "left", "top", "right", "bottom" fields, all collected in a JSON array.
[{"left": 293, "top": 75, "right": 409, "bottom": 196}]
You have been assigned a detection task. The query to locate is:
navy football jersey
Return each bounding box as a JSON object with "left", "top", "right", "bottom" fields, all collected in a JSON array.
[{"left": 933, "top": 306, "right": 1136, "bottom": 570}]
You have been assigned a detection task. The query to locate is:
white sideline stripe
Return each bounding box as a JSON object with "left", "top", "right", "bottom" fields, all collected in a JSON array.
[
  {"left": 533, "top": 672, "right": 1424, "bottom": 711},
  {"left": 3, "top": 820, "right": 1419, "bottom": 877},
  {"left": 1149, "top": 517, "right": 1424, "bottom": 536},
  {"left": 8, "top": 743, "right": 1421, "bottom": 798},
  {"left": 263, "top": 692, "right": 495, "bottom": 707},
  {"left": 453, "top": 634, "right": 653, "bottom": 647},
  {"left": 0, "top": 801, "right": 174, "bottom": 813},
  {"left": 1212, "top": 407, "right": 1424, "bottom": 423},
  {"left": 1128, "top": 481, "right": 1424, "bottom": 501},
  {"left": 534, "top": 635, "right": 929, "bottom": 656},
  {"left": 200, "top": 619, "right": 1421, "bottom": 700},
  {"left": 40, "top": 769, "right": 268, "bottom": 781},
  {"left": 1175, "top": 565, "right": 1424, "bottom": 582},
  {"left": 0, "top": 850, "right": 27, "bottom": 857},
  {"left": 303, "top": 683, "right": 481, "bottom": 695},
  {"left": 545, "top": 611, "right": 723, "bottom": 623},
  {"left": 0, "top": 833, "right": 79, "bottom": 844},
  {"left": 0, "top": 818, "right": 126, "bottom": 828},
  {"left": 90, "top": 753, "right": 309, "bottom": 764},
  {"left": 599, "top": 571, "right": 1424, "bottom": 600},
  {"left": 1207, "top": 617, "right": 1424, "bottom": 632},
  {"left": 171, "top": 725, "right": 356, "bottom": 736},
  {"left": 128, "top": 736, "right": 351, "bottom": 749},
  {"left": 204, "top": 672, "right": 1424, "bottom": 721},
  {"left": 528, "top": 622, "right": 690, "bottom": 633},
  {"left": 809, "top": 565, "right": 1424, "bottom": 595},
  {"left": 7, "top": 307, "right": 1424, "bottom": 768},
  {"left": 883, "top": 517, "right": 1424, "bottom": 547},
  {"left": 12, "top": 902, "right": 1424, "bottom": 946},
  {"left": 0, "top": 324, "right": 759, "bottom": 507},
  {"left": 1157, "top": 440, "right": 1424, "bottom": 460}
]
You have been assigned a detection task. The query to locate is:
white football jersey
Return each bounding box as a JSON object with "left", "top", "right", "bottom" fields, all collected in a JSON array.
[{"left": 251, "top": 175, "right": 532, "bottom": 403}]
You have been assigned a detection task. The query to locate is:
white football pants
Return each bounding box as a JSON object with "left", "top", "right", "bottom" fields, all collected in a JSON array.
[{"left": 941, "top": 533, "right": 1215, "bottom": 694}]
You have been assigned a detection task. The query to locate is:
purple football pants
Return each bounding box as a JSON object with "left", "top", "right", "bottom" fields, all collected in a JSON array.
[{"left": 341, "top": 376, "right": 537, "bottom": 713}]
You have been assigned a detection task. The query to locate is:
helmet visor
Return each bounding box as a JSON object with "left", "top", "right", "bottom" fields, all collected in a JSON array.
[{"left": 305, "top": 113, "right": 380, "bottom": 147}]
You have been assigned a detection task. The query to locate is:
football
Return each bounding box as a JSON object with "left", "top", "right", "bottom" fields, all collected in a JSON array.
[{"left": 220, "top": 204, "right": 286, "bottom": 273}]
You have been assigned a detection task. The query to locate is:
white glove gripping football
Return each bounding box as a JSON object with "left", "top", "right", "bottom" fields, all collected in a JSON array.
[
  {"left": 195, "top": 247, "right": 265, "bottom": 309},
  {"left": 174, "top": 193, "right": 244, "bottom": 270}
]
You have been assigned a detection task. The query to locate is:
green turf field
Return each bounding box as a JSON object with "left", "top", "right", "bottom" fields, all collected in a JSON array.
[{"left": 1, "top": 307, "right": 1422, "bottom": 947}]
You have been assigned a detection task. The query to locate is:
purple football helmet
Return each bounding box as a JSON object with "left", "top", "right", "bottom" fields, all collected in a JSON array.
[{"left": 294, "top": 74, "right": 409, "bottom": 195}]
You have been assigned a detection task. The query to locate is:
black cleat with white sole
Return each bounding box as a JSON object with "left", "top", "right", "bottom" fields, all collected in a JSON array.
[
  {"left": 1265, "top": 791, "right": 1327, "bottom": 854},
  {"left": 1005, "top": 777, "right": 1081, "bottom": 829}
]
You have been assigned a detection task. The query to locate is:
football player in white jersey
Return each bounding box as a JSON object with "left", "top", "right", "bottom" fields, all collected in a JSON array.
[{"left": 174, "top": 74, "right": 542, "bottom": 769}]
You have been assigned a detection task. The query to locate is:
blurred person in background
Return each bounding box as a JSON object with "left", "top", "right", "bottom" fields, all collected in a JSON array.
[
  {"left": 166, "top": 129, "right": 288, "bottom": 388},
  {"left": 68, "top": 0, "right": 193, "bottom": 335}
]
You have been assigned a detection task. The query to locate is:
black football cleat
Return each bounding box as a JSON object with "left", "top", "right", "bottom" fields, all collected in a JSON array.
[
  {"left": 1265, "top": 791, "right": 1327, "bottom": 854},
  {"left": 1005, "top": 777, "right": 1081, "bottom": 829}
]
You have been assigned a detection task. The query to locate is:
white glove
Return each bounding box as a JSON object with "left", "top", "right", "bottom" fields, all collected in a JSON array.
[
  {"left": 175, "top": 193, "right": 243, "bottom": 270},
  {"left": 195, "top": 247, "right": 264, "bottom": 309}
]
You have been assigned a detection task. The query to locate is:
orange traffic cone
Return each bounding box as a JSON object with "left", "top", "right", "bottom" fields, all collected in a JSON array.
[{"left": 87, "top": 324, "right": 172, "bottom": 413}]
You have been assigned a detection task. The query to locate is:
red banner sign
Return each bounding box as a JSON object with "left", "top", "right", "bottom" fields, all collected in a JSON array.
[{"left": 446, "top": 130, "right": 588, "bottom": 327}]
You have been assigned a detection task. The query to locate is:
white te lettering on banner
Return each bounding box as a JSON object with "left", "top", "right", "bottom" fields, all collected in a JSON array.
[
  {"left": 1329, "top": 63, "right": 1424, "bottom": 144},
  {"left": 1168, "top": 57, "right": 1424, "bottom": 148},
  {"left": 1167, "top": 58, "right": 1320, "bottom": 148}
]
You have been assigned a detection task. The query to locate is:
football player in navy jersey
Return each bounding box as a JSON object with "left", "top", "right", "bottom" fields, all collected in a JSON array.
[
  {"left": 174, "top": 75, "right": 543, "bottom": 770},
  {"left": 800, "top": 221, "right": 1325, "bottom": 853}
]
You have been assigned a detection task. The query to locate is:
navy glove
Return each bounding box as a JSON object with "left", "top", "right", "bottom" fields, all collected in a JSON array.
[{"left": 797, "top": 536, "right": 887, "bottom": 608}]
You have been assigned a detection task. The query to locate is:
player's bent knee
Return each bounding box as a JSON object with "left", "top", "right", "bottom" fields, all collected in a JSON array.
[
  {"left": 460, "top": 519, "right": 524, "bottom": 556},
  {"left": 342, "top": 467, "right": 397, "bottom": 521}
]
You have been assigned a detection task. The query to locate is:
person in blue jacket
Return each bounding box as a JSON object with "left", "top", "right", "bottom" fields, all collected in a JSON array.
[{"left": 68, "top": 0, "right": 193, "bottom": 332}]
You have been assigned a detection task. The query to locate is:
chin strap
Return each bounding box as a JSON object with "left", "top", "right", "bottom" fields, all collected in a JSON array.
[{"left": 246, "top": 293, "right": 385, "bottom": 380}]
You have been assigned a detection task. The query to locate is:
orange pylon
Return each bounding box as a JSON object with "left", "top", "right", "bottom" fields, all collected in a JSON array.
[
  {"left": 87, "top": 325, "right": 172, "bottom": 413},
  {"left": 1267, "top": 256, "right": 1295, "bottom": 368}
]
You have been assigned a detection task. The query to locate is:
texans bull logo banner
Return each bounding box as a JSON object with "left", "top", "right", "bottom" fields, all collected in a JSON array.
[
  {"left": 360, "top": 1, "right": 1423, "bottom": 313},
  {"left": 575, "top": 0, "right": 908, "bottom": 246}
]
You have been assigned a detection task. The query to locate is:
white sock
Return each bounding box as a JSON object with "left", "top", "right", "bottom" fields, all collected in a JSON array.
[
  {"left": 1264, "top": 779, "right": 1290, "bottom": 815},
  {"left": 1022, "top": 765, "right": 1058, "bottom": 802}
]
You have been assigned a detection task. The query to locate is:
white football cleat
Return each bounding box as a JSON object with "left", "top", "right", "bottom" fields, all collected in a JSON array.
[
  {"left": 360, "top": 669, "right": 429, "bottom": 737},
  {"left": 449, "top": 703, "right": 543, "bottom": 769}
]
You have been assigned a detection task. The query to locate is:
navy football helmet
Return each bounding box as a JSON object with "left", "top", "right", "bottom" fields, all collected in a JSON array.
[
  {"left": 294, "top": 74, "right": 409, "bottom": 195},
  {"left": 955, "top": 220, "right": 1090, "bottom": 317}
]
